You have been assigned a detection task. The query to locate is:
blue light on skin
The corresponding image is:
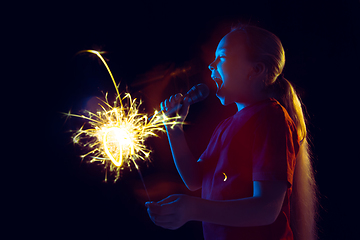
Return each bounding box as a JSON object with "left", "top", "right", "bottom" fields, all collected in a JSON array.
[{"left": 208, "top": 31, "right": 268, "bottom": 112}]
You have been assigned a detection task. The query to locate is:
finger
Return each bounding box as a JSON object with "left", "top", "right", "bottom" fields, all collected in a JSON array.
[
  {"left": 147, "top": 205, "right": 160, "bottom": 223},
  {"left": 145, "top": 201, "right": 155, "bottom": 208},
  {"left": 148, "top": 202, "right": 174, "bottom": 216},
  {"left": 169, "top": 95, "right": 175, "bottom": 107},
  {"left": 170, "top": 93, "right": 184, "bottom": 106},
  {"left": 173, "top": 93, "right": 184, "bottom": 105},
  {"left": 157, "top": 194, "right": 179, "bottom": 205},
  {"left": 147, "top": 202, "right": 163, "bottom": 215},
  {"left": 153, "top": 214, "right": 177, "bottom": 224},
  {"left": 164, "top": 98, "right": 170, "bottom": 111},
  {"left": 169, "top": 94, "right": 180, "bottom": 108},
  {"left": 146, "top": 201, "right": 160, "bottom": 212},
  {"left": 174, "top": 93, "right": 183, "bottom": 101},
  {"left": 149, "top": 214, "right": 178, "bottom": 230},
  {"left": 160, "top": 101, "right": 165, "bottom": 111},
  {"left": 182, "top": 96, "right": 191, "bottom": 107},
  {"left": 147, "top": 207, "right": 175, "bottom": 226},
  {"left": 178, "top": 96, "right": 190, "bottom": 117}
]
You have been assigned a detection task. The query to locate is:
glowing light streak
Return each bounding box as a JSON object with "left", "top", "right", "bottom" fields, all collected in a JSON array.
[
  {"left": 223, "top": 172, "right": 227, "bottom": 181},
  {"left": 66, "top": 50, "right": 182, "bottom": 182}
]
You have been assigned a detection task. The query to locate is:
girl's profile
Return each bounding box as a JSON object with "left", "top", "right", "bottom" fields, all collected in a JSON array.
[{"left": 146, "top": 24, "right": 318, "bottom": 240}]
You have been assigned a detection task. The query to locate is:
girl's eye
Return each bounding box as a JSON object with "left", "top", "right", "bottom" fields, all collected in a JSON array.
[{"left": 213, "top": 56, "right": 226, "bottom": 64}]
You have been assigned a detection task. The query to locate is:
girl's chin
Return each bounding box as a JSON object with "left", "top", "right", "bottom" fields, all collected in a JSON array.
[{"left": 216, "top": 94, "right": 233, "bottom": 106}]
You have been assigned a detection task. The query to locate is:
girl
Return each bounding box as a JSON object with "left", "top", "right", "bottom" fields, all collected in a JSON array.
[{"left": 146, "top": 24, "right": 317, "bottom": 240}]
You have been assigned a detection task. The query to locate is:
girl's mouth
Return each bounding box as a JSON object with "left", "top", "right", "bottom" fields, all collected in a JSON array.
[{"left": 213, "top": 77, "right": 223, "bottom": 93}]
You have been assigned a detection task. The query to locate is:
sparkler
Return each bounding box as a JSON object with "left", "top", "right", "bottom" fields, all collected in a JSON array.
[{"left": 66, "top": 50, "right": 182, "bottom": 188}]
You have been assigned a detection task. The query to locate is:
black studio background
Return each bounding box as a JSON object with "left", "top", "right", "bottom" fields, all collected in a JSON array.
[{"left": 12, "top": 1, "right": 359, "bottom": 239}]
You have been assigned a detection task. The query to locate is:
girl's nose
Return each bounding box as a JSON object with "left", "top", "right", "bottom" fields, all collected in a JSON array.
[{"left": 208, "top": 60, "right": 216, "bottom": 71}]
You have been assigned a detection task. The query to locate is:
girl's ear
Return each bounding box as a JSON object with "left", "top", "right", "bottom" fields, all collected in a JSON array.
[{"left": 253, "top": 62, "right": 266, "bottom": 76}]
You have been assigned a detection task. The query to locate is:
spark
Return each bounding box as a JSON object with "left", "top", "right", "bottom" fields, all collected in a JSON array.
[
  {"left": 67, "top": 50, "right": 181, "bottom": 182},
  {"left": 222, "top": 172, "right": 227, "bottom": 182}
]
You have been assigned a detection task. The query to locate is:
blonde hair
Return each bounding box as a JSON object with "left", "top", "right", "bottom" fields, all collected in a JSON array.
[{"left": 231, "top": 24, "right": 318, "bottom": 240}]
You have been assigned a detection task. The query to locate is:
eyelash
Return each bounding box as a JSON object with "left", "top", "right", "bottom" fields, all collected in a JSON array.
[{"left": 213, "top": 56, "right": 226, "bottom": 64}]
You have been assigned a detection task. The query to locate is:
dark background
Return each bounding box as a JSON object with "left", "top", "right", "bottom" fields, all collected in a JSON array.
[{"left": 14, "top": 0, "right": 359, "bottom": 239}]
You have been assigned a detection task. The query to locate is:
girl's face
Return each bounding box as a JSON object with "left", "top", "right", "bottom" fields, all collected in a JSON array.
[{"left": 209, "top": 31, "right": 261, "bottom": 108}]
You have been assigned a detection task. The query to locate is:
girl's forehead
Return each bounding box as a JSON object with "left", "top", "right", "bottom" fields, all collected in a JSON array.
[{"left": 216, "top": 31, "right": 247, "bottom": 55}]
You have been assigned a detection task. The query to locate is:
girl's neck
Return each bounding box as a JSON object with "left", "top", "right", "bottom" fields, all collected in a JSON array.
[
  {"left": 235, "top": 95, "right": 270, "bottom": 112},
  {"left": 235, "top": 102, "right": 247, "bottom": 111}
]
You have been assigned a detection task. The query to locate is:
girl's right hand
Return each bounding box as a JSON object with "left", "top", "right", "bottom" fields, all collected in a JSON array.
[{"left": 160, "top": 93, "right": 191, "bottom": 123}]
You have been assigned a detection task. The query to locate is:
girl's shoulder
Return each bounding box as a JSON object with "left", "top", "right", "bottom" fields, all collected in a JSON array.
[{"left": 234, "top": 98, "right": 283, "bottom": 120}]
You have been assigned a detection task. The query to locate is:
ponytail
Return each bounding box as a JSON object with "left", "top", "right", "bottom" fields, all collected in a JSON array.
[
  {"left": 272, "top": 75, "right": 318, "bottom": 240},
  {"left": 231, "top": 25, "right": 319, "bottom": 239},
  {"left": 270, "top": 74, "right": 306, "bottom": 141}
]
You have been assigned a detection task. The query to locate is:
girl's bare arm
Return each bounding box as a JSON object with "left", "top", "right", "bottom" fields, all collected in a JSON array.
[{"left": 162, "top": 93, "right": 202, "bottom": 191}]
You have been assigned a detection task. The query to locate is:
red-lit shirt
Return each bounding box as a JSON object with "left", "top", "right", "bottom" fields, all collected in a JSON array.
[{"left": 199, "top": 98, "right": 299, "bottom": 240}]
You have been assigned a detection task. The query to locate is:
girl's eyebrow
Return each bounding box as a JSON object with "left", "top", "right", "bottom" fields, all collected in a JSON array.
[{"left": 215, "top": 48, "right": 226, "bottom": 57}]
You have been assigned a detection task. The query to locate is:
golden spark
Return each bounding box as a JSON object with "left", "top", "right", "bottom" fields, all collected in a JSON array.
[
  {"left": 66, "top": 50, "right": 181, "bottom": 182},
  {"left": 222, "top": 172, "right": 227, "bottom": 182}
]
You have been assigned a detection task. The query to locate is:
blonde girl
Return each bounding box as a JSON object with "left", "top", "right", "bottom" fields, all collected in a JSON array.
[{"left": 146, "top": 24, "right": 317, "bottom": 240}]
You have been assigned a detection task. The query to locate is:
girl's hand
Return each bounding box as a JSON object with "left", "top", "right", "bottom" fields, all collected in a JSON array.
[
  {"left": 160, "top": 93, "right": 191, "bottom": 123},
  {"left": 145, "top": 194, "right": 196, "bottom": 230}
]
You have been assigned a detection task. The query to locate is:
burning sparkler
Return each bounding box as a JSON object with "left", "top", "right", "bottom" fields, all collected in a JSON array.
[{"left": 66, "top": 50, "right": 182, "bottom": 184}]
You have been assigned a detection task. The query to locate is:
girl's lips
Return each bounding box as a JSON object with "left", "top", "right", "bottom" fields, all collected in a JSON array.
[{"left": 213, "top": 78, "right": 223, "bottom": 93}]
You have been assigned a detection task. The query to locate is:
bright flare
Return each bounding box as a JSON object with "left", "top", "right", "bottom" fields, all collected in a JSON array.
[{"left": 67, "top": 50, "right": 181, "bottom": 182}]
